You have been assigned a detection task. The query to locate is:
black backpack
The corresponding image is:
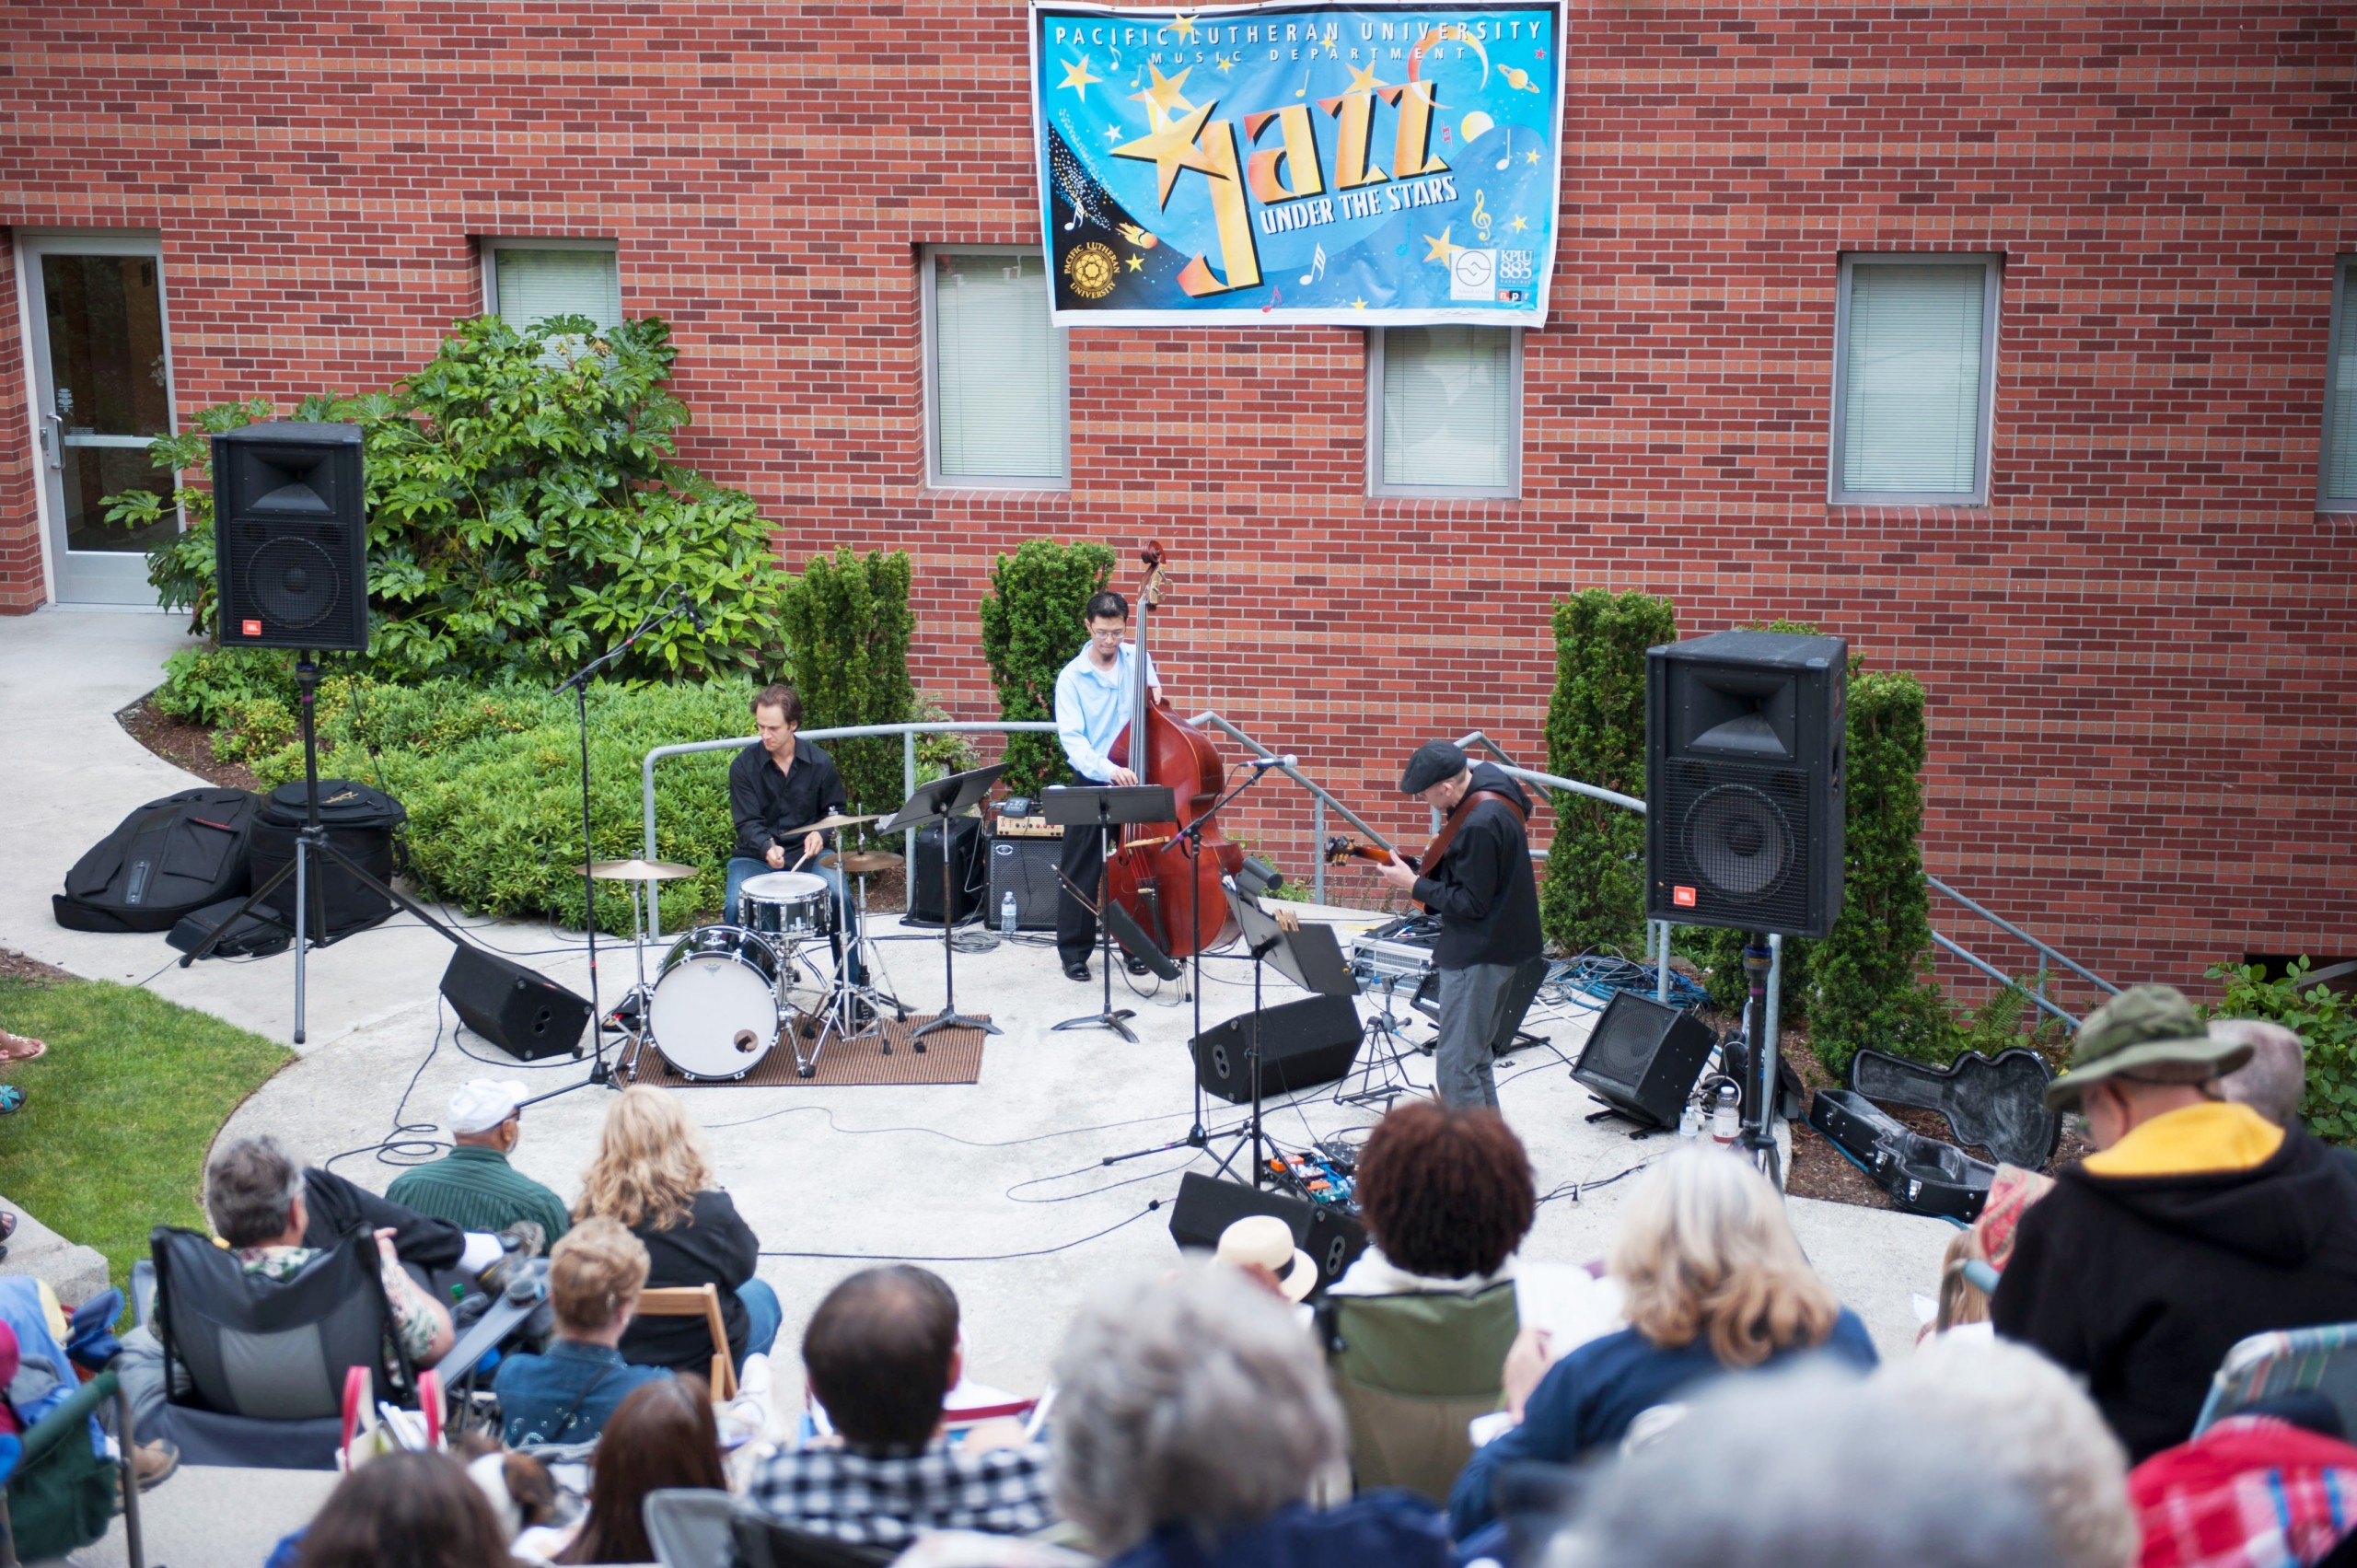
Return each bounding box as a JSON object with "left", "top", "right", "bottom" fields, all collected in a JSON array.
[{"left": 53, "top": 787, "right": 262, "bottom": 934}]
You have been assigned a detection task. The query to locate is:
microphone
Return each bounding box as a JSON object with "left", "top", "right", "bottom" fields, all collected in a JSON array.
[
  {"left": 1248, "top": 754, "right": 1296, "bottom": 771},
  {"left": 676, "top": 588, "right": 705, "bottom": 633}
]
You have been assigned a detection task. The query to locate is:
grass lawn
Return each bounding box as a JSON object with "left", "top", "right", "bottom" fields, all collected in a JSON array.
[{"left": 0, "top": 975, "right": 291, "bottom": 1289}]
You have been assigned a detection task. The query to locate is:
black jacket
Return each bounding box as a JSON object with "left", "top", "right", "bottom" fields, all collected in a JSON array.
[
  {"left": 618, "top": 1189, "right": 761, "bottom": 1371},
  {"left": 1991, "top": 1122, "right": 2357, "bottom": 1461},
  {"left": 302, "top": 1165, "right": 465, "bottom": 1272},
  {"left": 1410, "top": 763, "right": 1543, "bottom": 971},
  {"left": 728, "top": 738, "right": 849, "bottom": 863}
]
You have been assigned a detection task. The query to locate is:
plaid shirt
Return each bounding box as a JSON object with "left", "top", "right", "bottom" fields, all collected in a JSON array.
[
  {"left": 2131, "top": 1414, "right": 2357, "bottom": 1568},
  {"left": 746, "top": 1439, "right": 1055, "bottom": 1547}
]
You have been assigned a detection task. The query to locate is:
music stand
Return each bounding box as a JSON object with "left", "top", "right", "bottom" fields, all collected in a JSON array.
[
  {"left": 1220, "top": 884, "right": 1358, "bottom": 1188},
  {"left": 878, "top": 763, "right": 1006, "bottom": 1043},
  {"left": 1042, "top": 784, "right": 1177, "bottom": 1041}
]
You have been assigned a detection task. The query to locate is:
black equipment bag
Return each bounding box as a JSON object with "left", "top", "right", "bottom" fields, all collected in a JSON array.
[
  {"left": 249, "top": 779, "right": 408, "bottom": 942},
  {"left": 53, "top": 787, "right": 262, "bottom": 934},
  {"left": 167, "top": 897, "right": 293, "bottom": 960}
]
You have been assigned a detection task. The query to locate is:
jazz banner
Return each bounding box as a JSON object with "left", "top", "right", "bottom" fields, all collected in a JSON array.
[{"left": 1029, "top": 1, "right": 1565, "bottom": 326}]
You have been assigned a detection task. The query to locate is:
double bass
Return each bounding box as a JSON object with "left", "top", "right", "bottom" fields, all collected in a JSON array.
[{"left": 1101, "top": 542, "right": 1247, "bottom": 958}]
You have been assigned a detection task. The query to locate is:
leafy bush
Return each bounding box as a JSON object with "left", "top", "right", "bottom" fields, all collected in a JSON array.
[
  {"left": 105, "top": 316, "right": 790, "bottom": 684},
  {"left": 1538, "top": 588, "right": 1675, "bottom": 956},
  {"left": 2207, "top": 957, "right": 2357, "bottom": 1142},
  {"left": 977, "top": 539, "right": 1116, "bottom": 798},
  {"left": 1956, "top": 970, "right": 2071, "bottom": 1069},
  {"left": 777, "top": 547, "right": 915, "bottom": 837}
]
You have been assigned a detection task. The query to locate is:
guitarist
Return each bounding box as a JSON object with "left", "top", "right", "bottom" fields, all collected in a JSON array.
[{"left": 1375, "top": 740, "right": 1543, "bottom": 1109}]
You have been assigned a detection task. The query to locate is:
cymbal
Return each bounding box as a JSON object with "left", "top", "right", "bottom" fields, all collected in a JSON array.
[
  {"left": 836, "top": 850, "right": 905, "bottom": 876},
  {"left": 791, "top": 811, "right": 882, "bottom": 835},
  {"left": 580, "top": 858, "right": 701, "bottom": 882}
]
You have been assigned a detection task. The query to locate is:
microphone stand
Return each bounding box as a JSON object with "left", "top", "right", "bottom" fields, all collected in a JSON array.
[{"left": 553, "top": 593, "right": 699, "bottom": 1086}]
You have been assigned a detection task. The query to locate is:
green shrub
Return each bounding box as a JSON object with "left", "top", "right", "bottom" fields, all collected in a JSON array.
[
  {"left": 777, "top": 547, "right": 915, "bottom": 837},
  {"left": 1956, "top": 970, "right": 2071, "bottom": 1068},
  {"left": 105, "top": 316, "right": 790, "bottom": 684},
  {"left": 2206, "top": 957, "right": 2357, "bottom": 1142},
  {"left": 1538, "top": 588, "right": 1675, "bottom": 956},
  {"left": 977, "top": 539, "right": 1117, "bottom": 798}
]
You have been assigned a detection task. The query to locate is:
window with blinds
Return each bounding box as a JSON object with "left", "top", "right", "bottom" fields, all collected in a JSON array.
[
  {"left": 2326, "top": 260, "right": 2357, "bottom": 510},
  {"left": 1373, "top": 326, "right": 1521, "bottom": 495},
  {"left": 924, "top": 250, "right": 1069, "bottom": 488},
  {"left": 485, "top": 244, "right": 621, "bottom": 332},
  {"left": 1832, "top": 256, "right": 2000, "bottom": 504}
]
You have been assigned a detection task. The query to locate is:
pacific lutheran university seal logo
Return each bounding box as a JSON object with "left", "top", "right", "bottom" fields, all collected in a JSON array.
[{"left": 1063, "top": 242, "right": 1118, "bottom": 299}]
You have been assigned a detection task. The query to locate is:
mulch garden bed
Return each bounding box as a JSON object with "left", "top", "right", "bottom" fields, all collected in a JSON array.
[
  {"left": 0, "top": 948, "right": 72, "bottom": 986},
  {"left": 117, "top": 696, "right": 258, "bottom": 792}
]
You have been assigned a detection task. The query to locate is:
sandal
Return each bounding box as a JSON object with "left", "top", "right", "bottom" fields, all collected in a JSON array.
[
  {"left": 0, "top": 1086, "right": 24, "bottom": 1115},
  {"left": 0, "top": 1031, "right": 46, "bottom": 1065}
]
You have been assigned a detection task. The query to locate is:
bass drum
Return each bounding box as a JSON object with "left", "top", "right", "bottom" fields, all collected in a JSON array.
[{"left": 647, "top": 925, "right": 780, "bottom": 1080}]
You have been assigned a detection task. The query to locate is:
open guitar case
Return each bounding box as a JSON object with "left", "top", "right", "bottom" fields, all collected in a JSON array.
[{"left": 1806, "top": 1048, "right": 2061, "bottom": 1222}]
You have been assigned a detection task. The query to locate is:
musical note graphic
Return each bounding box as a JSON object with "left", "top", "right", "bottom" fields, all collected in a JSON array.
[
  {"left": 1294, "top": 60, "right": 1315, "bottom": 97},
  {"left": 1299, "top": 245, "right": 1327, "bottom": 285},
  {"left": 1261, "top": 286, "right": 1283, "bottom": 312},
  {"left": 1496, "top": 128, "right": 1513, "bottom": 170},
  {"left": 1470, "top": 192, "right": 1492, "bottom": 241}
]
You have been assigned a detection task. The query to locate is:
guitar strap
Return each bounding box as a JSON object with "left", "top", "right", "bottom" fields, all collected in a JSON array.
[{"left": 1419, "top": 788, "right": 1527, "bottom": 877}]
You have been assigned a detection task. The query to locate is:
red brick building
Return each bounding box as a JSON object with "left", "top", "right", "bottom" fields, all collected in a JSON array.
[{"left": 4, "top": 3, "right": 2351, "bottom": 992}]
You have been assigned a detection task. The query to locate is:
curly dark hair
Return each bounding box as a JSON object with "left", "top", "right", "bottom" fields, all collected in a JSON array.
[{"left": 1353, "top": 1098, "right": 1534, "bottom": 1279}]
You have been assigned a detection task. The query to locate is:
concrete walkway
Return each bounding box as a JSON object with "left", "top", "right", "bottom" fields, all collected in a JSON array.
[{"left": 0, "top": 607, "right": 1956, "bottom": 1568}]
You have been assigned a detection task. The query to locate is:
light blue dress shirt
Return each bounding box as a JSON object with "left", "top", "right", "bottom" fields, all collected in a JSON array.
[{"left": 1053, "top": 643, "right": 1158, "bottom": 782}]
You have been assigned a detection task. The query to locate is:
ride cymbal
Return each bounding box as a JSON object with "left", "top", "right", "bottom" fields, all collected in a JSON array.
[{"left": 580, "top": 858, "right": 701, "bottom": 882}]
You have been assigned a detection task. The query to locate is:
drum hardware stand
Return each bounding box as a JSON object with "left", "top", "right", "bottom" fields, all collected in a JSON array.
[
  {"left": 796, "top": 854, "right": 910, "bottom": 1075},
  {"left": 1044, "top": 784, "right": 1177, "bottom": 1043},
  {"left": 177, "top": 651, "right": 468, "bottom": 1046},
  {"left": 878, "top": 764, "right": 1007, "bottom": 1045}
]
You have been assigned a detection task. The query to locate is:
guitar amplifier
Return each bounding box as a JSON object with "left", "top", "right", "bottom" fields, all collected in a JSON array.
[
  {"left": 992, "top": 813, "right": 1060, "bottom": 840},
  {"left": 987, "top": 835, "right": 1062, "bottom": 931}
]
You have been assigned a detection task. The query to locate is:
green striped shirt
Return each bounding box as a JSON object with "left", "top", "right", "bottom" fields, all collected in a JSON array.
[{"left": 386, "top": 1144, "right": 573, "bottom": 1244}]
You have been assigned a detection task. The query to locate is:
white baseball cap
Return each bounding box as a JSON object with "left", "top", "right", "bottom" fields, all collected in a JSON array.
[{"left": 447, "top": 1079, "right": 528, "bottom": 1136}]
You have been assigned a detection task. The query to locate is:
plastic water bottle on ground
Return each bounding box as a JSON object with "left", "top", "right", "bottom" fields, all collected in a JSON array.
[
  {"left": 1000, "top": 891, "right": 1017, "bottom": 936},
  {"left": 1712, "top": 1083, "right": 1741, "bottom": 1146}
]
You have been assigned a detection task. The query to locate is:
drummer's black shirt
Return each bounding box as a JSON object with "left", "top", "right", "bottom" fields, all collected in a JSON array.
[{"left": 728, "top": 737, "right": 849, "bottom": 862}]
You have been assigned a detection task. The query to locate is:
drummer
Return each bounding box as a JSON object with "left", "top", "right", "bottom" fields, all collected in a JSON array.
[{"left": 726, "top": 684, "right": 865, "bottom": 989}]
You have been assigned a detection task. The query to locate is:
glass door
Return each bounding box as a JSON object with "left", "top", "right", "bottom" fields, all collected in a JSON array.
[{"left": 25, "top": 237, "right": 180, "bottom": 605}]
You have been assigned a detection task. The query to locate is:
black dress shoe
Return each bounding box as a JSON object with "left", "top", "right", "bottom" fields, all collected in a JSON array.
[
  {"left": 1062, "top": 959, "right": 1091, "bottom": 981},
  {"left": 1126, "top": 955, "right": 1152, "bottom": 976}
]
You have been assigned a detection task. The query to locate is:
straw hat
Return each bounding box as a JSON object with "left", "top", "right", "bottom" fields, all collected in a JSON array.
[{"left": 1214, "top": 1214, "right": 1318, "bottom": 1303}]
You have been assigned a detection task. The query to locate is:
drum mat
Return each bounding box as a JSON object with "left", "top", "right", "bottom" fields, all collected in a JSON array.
[{"left": 622, "top": 1010, "right": 990, "bottom": 1088}]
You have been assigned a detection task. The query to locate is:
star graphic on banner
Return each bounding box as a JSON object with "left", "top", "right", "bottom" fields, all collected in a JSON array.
[
  {"left": 1104, "top": 125, "right": 1122, "bottom": 143},
  {"left": 1352, "top": 296, "right": 1368, "bottom": 309},
  {"left": 1115, "top": 99, "right": 1219, "bottom": 204},
  {"left": 1129, "top": 62, "right": 1197, "bottom": 132},
  {"left": 1126, "top": 253, "right": 1144, "bottom": 271},
  {"left": 1344, "top": 62, "right": 1389, "bottom": 94},
  {"left": 1510, "top": 215, "right": 1529, "bottom": 233},
  {"left": 1422, "top": 226, "right": 1463, "bottom": 265},
  {"left": 1059, "top": 55, "right": 1103, "bottom": 99},
  {"left": 1215, "top": 52, "right": 1235, "bottom": 72},
  {"left": 1526, "top": 147, "right": 1540, "bottom": 164},
  {"left": 1171, "top": 11, "right": 1200, "bottom": 40}
]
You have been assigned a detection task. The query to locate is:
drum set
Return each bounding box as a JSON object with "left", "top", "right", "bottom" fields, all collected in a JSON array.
[{"left": 587, "top": 812, "right": 908, "bottom": 1083}]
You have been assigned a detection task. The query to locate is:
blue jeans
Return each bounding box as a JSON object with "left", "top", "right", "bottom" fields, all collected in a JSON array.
[
  {"left": 735, "top": 1277, "right": 782, "bottom": 1369},
  {"left": 725, "top": 855, "right": 863, "bottom": 982}
]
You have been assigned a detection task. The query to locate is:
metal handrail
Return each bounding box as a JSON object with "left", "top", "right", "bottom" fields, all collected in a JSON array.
[
  {"left": 1927, "top": 877, "right": 2120, "bottom": 997},
  {"left": 1933, "top": 932, "right": 2083, "bottom": 1027}
]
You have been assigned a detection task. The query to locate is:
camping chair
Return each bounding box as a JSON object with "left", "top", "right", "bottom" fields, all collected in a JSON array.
[
  {"left": 1320, "top": 1282, "right": 1520, "bottom": 1502},
  {"left": 728, "top": 1509, "right": 896, "bottom": 1568},
  {"left": 637, "top": 1285, "right": 737, "bottom": 1400},
  {"left": 2192, "top": 1321, "right": 2357, "bottom": 1439},
  {"left": 0, "top": 1370, "right": 144, "bottom": 1567},
  {"left": 644, "top": 1487, "right": 737, "bottom": 1568}
]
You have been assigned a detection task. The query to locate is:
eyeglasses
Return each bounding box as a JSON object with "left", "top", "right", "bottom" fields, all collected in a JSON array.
[{"left": 1087, "top": 626, "right": 1127, "bottom": 641}]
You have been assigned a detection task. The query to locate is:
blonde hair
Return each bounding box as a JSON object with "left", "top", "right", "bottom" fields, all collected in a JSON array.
[
  {"left": 1609, "top": 1145, "right": 1840, "bottom": 1367},
  {"left": 1934, "top": 1225, "right": 1992, "bottom": 1333},
  {"left": 575, "top": 1086, "right": 714, "bottom": 1232},
  {"left": 550, "top": 1216, "right": 652, "bottom": 1334}
]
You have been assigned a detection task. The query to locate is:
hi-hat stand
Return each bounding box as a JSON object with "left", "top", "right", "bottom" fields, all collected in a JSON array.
[
  {"left": 178, "top": 653, "right": 467, "bottom": 1046},
  {"left": 1044, "top": 784, "right": 1176, "bottom": 1042},
  {"left": 878, "top": 764, "right": 1005, "bottom": 1044}
]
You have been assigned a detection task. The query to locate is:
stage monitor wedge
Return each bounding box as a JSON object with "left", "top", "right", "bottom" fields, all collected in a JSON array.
[
  {"left": 212, "top": 422, "right": 369, "bottom": 653},
  {"left": 1572, "top": 991, "right": 1716, "bottom": 1130},
  {"left": 1646, "top": 630, "right": 1847, "bottom": 938},
  {"left": 1167, "top": 1171, "right": 1365, "bottom": 1293}
]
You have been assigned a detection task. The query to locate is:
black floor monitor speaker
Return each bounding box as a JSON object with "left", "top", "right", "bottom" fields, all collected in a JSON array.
[
  {"left": 986, "top": 834, "right": 1061, "bottom": 931},
  {"left": 1190, "top": 993, "right": 1364, "bottom": 1104},
  {"left": 212, "top": 423, "right": 369, "bottom": 653},
  {"left": 1167, "top": 1171, "right": 1366, "bottom": 1293},
  {"left": 440, "top": 945, "right": 592, "bottom": 1062},
  {"left": 1646, "top": 630, "right": 1847, "bottom": 938},
  {"left": 1572, "top": 991, "right": 1716, "bottom": 1129},
  {"left": 906, "top": 817, "right": 984, "bottom": 927}
]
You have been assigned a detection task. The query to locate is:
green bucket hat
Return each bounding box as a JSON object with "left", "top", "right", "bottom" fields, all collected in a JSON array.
[{"left": 2045, "top": 983, "right": 2253, "bottom": 1110}]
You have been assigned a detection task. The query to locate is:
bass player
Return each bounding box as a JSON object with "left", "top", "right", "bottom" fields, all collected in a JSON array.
[{"left": 1052, "top": 589, "right": 1159, "bottom": 981}]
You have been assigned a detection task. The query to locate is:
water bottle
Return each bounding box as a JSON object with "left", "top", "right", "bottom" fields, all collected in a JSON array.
[
  {"left": 999, "top": 891, "right": 1017, "bottom": 936},
  {"left": 1711, "top": 1083, "right": 1741, "bottom": 1146},
  {"left": 1678, "top": 1098, "right": 1703, "bottom": 1140}
]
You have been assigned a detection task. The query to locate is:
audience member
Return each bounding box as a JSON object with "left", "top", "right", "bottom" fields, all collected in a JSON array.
[
  {"left": 1330, "top": 1097, "right": 1535, "bottom": 1295},
  {"left": 1449, "top": 1144, "right": 1875, "bottom": 1539},
  {"left": 748, "top": 1265, "right": 1052, "bottom": 1546},
  {"left": 547, "top": 1375, "right": 727, "bottom": 1564},
  {"left": 1051, "top": 1266, "right": 1453, "bottom": 1568},
  {"left": 290, "top": 1448, "right": 515, "bottom": 1568},
  {"left": 1546, "top": 1365, "right": 2054, "bottom": 1568},
  {"left": 1214, "top": 1215, "right": 1318, "bottom": 1304},
  {"left": 1878, "top": 1333, "right": 2137, "bottom": 1568},
  {"left": 388, "top": 1078, "right": 573, "bottom": 1250},
  {"left": 574, "top": 1086, "right": 779, "bottom": 1370},
  {"left": 2212, "top": 1016, "right": 2305, "bottom": 1128},
  {"left": 114, "top": 1135, "right": 455, "bottom": 1444},
  {"left": 1992, "top": 985, "right": 2357, "bottom": 1460},
  {"left": 2131, "top": 1396, "right": 2357, "bottom": 1567},
  {"left": 1928, "top": 1225, "right": 1995, "bottom": 1338},
  {"left": 298, "top": 1160, "right": 472, "bottom": 1276},
  {"left": 492, "top": 1217, "right": 672, "bottom": 1446}
]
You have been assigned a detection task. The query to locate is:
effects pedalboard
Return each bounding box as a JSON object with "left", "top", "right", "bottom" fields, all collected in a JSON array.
[{"left": 1265, "top": 1140, "right": 1361, "bottom": 1216}]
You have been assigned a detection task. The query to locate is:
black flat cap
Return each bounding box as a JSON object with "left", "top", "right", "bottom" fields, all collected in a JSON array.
[{"left": 1399, "top": 739, "right": 1468, "bottom": 795}]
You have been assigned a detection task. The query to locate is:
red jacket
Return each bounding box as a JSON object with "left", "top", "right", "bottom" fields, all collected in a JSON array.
[{"left": 2131, "top": 1413, "right": 2357, "bottom": 1567}]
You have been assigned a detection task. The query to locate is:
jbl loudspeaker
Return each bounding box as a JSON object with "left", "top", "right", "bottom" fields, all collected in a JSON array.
[
  {"left": 1167, "top": 1171, "right": 1365, "bottom": 1293},
  {"left": 1190, "top": 993, "right": 1364, "bottom": 1104},
  {"left": 440, "top": 945, "right": 592, "bottom": 1062},
  {"left": 1571, "top": 990, "right": 1717, "bottom": 1129}
]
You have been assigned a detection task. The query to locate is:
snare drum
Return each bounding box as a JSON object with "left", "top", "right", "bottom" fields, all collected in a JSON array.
[
  {"left": 647, "top": 924, "right": 781, "bottom": 1079},
  {"left": 737, "top": 871, "right": 835, "bottom": 942}
]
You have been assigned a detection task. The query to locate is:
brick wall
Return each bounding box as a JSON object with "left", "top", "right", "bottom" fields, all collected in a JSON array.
[{"left": 2, "top": 3, "right": 2351, "bottom": 991}]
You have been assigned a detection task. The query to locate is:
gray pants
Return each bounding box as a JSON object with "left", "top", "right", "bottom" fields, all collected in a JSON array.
[
  {"left": 110, "top": 1325, "right": 174, "bottom": 1442},
  {"left": 1434, "top": 961, "right": 1518, "bottom": 1109}
]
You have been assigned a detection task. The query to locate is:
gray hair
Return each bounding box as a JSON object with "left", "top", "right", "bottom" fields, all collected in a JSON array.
[
  {"left": 1051, "top": 1266, "right": 1343, "bottom": 1554},
  {"left": 1548, "top": 1365, "right": 2052, "bottom": 1568},
  {"left": 204, "top": 1134, "right": 307, "bottom": 1248},
  {"left": 1878, "top": 1335, "right": 2135, "bottom": 1568},
  {"left": 2212, "top": 1017, "right": 2306, "bottom": 1128}
]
